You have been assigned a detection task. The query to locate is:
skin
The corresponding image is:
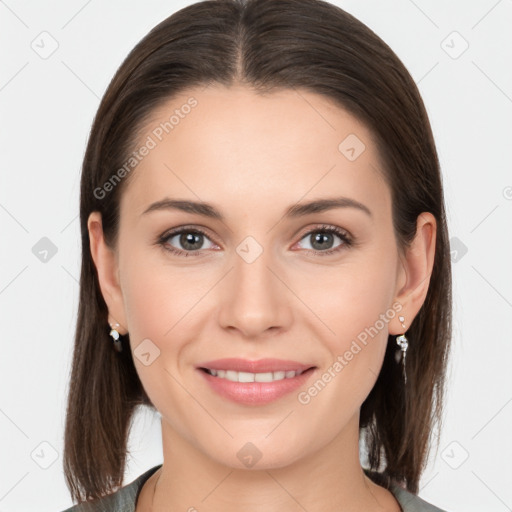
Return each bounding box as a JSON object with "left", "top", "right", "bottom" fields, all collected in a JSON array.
[{"left": 88, "top": 84, "right": 436, "bottom": 512}]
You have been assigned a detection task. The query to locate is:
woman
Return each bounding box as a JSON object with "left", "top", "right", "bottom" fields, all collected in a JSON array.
[{"left": 61, "top": 0, "right": 452, "bottom": 510}]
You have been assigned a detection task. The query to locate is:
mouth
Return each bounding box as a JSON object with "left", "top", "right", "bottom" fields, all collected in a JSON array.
[
  {"left": 198, "top": 366, "right": 316, "bottom": 383},
  {"left": 195, "top": 358, "right": 317, "bottom": 404}
]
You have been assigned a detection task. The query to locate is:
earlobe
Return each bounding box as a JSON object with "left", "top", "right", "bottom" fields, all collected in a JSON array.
[
  {"left": 87, "top": 211, "right": 128, "bottom": 335},
  {"left": 390, "top": 212, "right": 437, "bottom": 335}
]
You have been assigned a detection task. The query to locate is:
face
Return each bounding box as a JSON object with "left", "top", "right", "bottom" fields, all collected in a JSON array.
[{"left": 99, "top": 84, "right": 411, "bottom": 469}]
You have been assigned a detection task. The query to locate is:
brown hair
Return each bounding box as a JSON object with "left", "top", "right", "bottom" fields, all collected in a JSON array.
[{"left": 63, "top": 0, "right": 452, "bottom": 503}]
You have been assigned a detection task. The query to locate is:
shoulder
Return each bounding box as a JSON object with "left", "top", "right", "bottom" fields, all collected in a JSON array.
[
  {"left": 363, "top": 469, "right": 450, "bottom": 512},
  {"left": 390, "top": 482, "right": 449, "bottom": 512},
  {"left": 59, "top": 465, "right": 162, "bottom": 512}
]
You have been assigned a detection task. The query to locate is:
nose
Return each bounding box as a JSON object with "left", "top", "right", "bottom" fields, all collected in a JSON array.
[{"left": 217, "top": 244, "right": 293, "bottom": 339}]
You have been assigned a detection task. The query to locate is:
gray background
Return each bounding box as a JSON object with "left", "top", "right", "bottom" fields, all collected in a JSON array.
[{"left": 1, "top": 1, "right": 511, "bottom": 511}]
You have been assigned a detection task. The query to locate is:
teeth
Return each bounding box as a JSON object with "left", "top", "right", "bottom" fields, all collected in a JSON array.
[{"left": 206, "top": 368, "right": 305, "bottom": 382}]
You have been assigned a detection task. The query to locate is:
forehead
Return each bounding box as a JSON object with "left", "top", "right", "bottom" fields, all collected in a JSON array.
[{"left": 121, "top": 84, "right": 389, "bottom": 221}]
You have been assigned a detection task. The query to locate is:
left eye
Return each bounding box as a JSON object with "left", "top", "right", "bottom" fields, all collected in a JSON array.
[{"left": 295, "top": 227, "right": 351, "bottom": 254}]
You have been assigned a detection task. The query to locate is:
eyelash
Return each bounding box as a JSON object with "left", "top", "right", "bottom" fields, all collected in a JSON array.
[{"left": 156, "top": 224, "right": 353, "bottom": 258}]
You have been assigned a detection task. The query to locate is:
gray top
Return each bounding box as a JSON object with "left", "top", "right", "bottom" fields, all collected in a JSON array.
[{"left": 61, "top": 464, "right": 449, "bottom": 512}]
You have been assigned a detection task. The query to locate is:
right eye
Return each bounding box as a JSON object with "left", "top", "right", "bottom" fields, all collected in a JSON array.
[{"left": 158, "top": 227, "right": 218, "bottom": 256}]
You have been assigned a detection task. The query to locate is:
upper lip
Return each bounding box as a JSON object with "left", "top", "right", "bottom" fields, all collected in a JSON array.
[{"left": 197, "top": 358, "right": 316, "bottom": 373}]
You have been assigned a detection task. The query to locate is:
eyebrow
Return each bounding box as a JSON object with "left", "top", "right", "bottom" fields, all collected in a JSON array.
[{"left": 141, "top": 196, "right": 372, "bottom": 220}]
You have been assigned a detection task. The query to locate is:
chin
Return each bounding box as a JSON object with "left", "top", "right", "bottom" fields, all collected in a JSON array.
[{"left": 207, "top": 440, "right": 308, "bottom": 472}]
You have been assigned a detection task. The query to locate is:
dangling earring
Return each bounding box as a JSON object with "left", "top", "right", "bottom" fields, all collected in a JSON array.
[
  {"left": 395, "top": 315, "right": 408, "bottom": 385},
  {"left": 109, "top": 322, "right": 123, "bottom": 353}
]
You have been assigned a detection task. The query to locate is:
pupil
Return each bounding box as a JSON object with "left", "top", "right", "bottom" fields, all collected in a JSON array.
[
  {"left": 181, "top": 232, "right": 202, "bottom": 250},
  {"left": 312, "top": 232, "right": 333, "bottom": 250}
]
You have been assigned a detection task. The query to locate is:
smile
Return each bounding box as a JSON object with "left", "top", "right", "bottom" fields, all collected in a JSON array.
[
  {"left": 197, "top": 366, "right": 317, "bottom": 405},
  {"left": 201, "top": 368, "right": 306, "bottom": 382}
]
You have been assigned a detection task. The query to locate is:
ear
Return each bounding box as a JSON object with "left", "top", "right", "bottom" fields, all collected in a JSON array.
[
  {"left": 389, "top": 212, "right": 437, "bottom": 335},
  {"left": 87, "top": 211, "right": 128, "bottom": 335}
]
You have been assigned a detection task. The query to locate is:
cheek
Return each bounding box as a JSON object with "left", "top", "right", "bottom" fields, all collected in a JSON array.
[
  {"left": 119, "top": 245, "right": 214, "bottom": 353},
  {"left": 117, "top": 239, "right": 179, "bottom": 350},
  {"left": 293, "top": 270, "right": 396, "bottom": 422},
  {"left": 119, "top": 251, "right": 195, "bottom": 413},
  {"left": 310, "top": 255, "right": 396, "bottom": 333},
  {"left": 304, "top": 247, "right": 398, "bottom": 377},
  {"left": 121, "top": 262, "right": 169, "bottom": 341}
]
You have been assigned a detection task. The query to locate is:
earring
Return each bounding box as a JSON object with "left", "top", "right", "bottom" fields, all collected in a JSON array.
[
  {"left": 109, "top": 322, "right": 123, "bottom": 353},
  {"left": 395, "top": 315, "right": 408, "bottom": 385}
]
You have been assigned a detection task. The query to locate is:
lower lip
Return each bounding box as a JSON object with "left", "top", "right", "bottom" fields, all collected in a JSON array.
[{"left": 197, "top": 367, "right": 316, "bottom": 405}]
